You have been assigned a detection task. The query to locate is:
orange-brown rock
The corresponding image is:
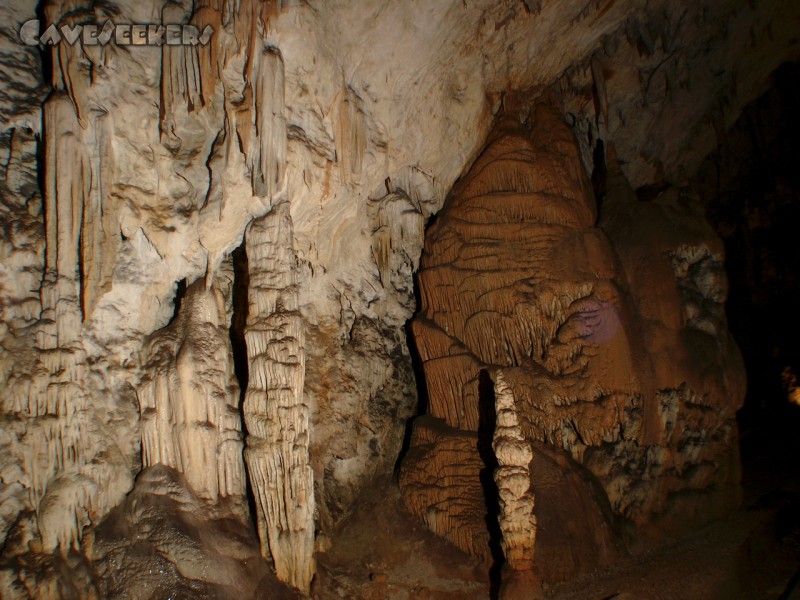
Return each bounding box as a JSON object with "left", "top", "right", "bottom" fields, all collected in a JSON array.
[
  {"left": 399, "top": 417, "right": 491, "bottom": 560},
  {"left": 399, "top": 415, "right": 621, "bottom": 583},
  {"left": 409, "top": 106, "right": 645, "bottom": 449},
  {"left": 400, "top": 104, "right": 744, "bottom": 583}
]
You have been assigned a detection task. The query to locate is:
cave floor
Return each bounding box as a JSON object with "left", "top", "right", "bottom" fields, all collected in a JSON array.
[
  {"left": 314, "top": 433, "right": 800, "bottom": 600},
  {"left": 314, "top": 475, "right": 490, "bottom": 600}
]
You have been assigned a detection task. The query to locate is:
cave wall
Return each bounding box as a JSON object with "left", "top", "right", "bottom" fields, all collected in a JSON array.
[
  {"left": 0, "top": 0, "right": 798, "bottom": 596},
  {"left": 693, "top": 61, "right": 800, "bottom": 428}
]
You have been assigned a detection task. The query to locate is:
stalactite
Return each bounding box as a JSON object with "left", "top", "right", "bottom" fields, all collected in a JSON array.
[
  {"left": 243, "top": 202, "right": 315, "bottom": 593},
  {"left": 336, "top": 86, "right": 366, "bottom": 184},
  {"left": 248, "top": 47, "right": 287, "bottom": 198},
  {"left": 80, "top": 115, "right": 119, "bottom": 322},
  {"left": 39, "top": 92, "right": 83, "bottom": 350},
  {"left": 45, "top": 3, "right": 90, "bottom": 128},
  {"left": 234, "top": 0, "right": 277, "bottom": 74},
  {"left": 29, "top": 89, "right": 92, "bottom": 546},
  {"left": 368, "top": 191, "right": 424, "bottom": 291},
  {"left": 160, "top": 2, "right": 204, "bottom": 149},
  {"left": 10, "top": 32, "right": 125, "bottom": 556},
  {"left": 30, "top": 86, "right": 105, "bottom": 554},
  {"left": 192, "top": 1, "right": 224, "bottom": 104}
]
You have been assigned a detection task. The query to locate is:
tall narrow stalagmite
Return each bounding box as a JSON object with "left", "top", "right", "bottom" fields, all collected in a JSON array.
[
  {"left": 492, "top": 369, "right": 542, "bottom": 600},
  {"left": 243, "top": 202, "right": 315, "bottom": 593}
]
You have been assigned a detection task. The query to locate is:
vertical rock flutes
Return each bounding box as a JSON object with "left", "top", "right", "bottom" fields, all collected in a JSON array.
[
  {"left": 138, "top": 280, "right": 246, "bottom": 502},
  {"left": 400, "top": 104, "right": 744, "bottom": 583},
  {"left": 244, "top": 201, "right": 315, "bottom": 593}
]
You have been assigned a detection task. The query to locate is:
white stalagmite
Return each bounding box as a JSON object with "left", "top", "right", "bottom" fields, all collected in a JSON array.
[
  {"left": 138, "top": 279, "right": 246, "bottom": 501},
  {"left": 244, "top": 201, "right": 315, "bottom": 593},
  {"left": 492, "top": 369, "right": 542, "bottom": 598}
]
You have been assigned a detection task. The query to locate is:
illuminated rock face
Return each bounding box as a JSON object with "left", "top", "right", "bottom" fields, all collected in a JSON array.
[
  {"left": 0, "top": 0, "right": 793, "bottom": 595},
  {"left": 243, "top": 202, "right": 315, "bottom": 593},
  {"left": 399, "top": 106, "right": 744, "bottom": 583},
  {"left": 138, "top": 278, "right": 246, "bottom": 503}
]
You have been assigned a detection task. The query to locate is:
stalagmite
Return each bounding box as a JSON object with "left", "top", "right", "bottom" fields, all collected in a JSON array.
[
  {"left": 399, "top": 107, "right": 639, "bottom": 572},
  {"left": 243, "top": 202, "right": 315, "bottom": 593},
  {"left": 492, "top": 369, "right": 542, "bottom": 600},
  {"left": 138, "top": 279, "right": 246, "bottom": 501},
  {"left": 1, "top": 0, "right": 791, "bottom": 594},
  {"left": 398, "top": 417, "right": 492, "bottom": 559},
  {"left": 400, "top": 102, "right": 743, "bottom": 579}
]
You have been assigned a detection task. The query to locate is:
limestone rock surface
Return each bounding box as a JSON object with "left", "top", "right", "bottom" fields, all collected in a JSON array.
[
  {"left": 399, "top": 105, "right": 744, "bottom": 582},
  {"left": 138, "top": 278, "right": 246, "bottom": 502},
  {"left": 0, "top": 0, "right": 796, "bottom": 595}
]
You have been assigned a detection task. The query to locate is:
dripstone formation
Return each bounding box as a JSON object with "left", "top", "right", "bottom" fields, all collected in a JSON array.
[
  {"left": 399, "top": 106, "right": 745, "bottom": 587},
  {"left": 0, "top": 0, "right": 794, "bottom": 597}
]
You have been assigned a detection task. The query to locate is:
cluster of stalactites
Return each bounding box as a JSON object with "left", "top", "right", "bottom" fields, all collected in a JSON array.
[
  {"left": 160, "top": 0, "right": 287, "bottom": 199},
  {"left": 21, "top": 0, "right": 292, "bottom": 560}
]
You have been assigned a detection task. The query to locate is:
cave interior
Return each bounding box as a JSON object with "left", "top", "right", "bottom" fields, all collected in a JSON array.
[{"left": 0, "top": 1, "right": 799, "bottom": 599}]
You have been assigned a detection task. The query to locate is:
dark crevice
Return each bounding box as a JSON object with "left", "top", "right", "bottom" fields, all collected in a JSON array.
[
  {"left": 166, "top": 278, "right": 187, "bottom": 327},
  {"left": 692, "top": 64, "right": 800, "bottom": 592},
  {"left": 696, "top": 61, "right": 800, "bottom": 444},
  {"left": 393, "top": 327, "right": 424, "bottom": 472},
  {"left": 635, "top": 181, "right": 670, "bottom": 202},
  {"left": 228, "top": 239, "right": 258, "bottom": 533},
  {"left": 230, "top": 242, "right": 250, "bottom": 406},
  {"left": 394, "top": 269, "right": 429, "bottom": 473},
  {"left": 35, "top": 0, "right": 54, "bottom": 90},
  {"left": 591, "top": 138, "right": 607, "bottom": 215},
  {"left": 78, "top": 228, "right": 86, "bottom": 321}
]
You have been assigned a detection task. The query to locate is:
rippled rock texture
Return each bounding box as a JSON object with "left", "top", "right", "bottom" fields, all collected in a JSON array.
[
  {"left": 0, "top": 0, "right": 795, "bottom": 596},
  {"left": 399, "top": 106, "right": 745, "bottom": 587}
]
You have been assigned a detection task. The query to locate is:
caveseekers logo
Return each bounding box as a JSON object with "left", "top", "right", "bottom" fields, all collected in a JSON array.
[{"left": 19, "top": 20, "right": 214, "bottom": 47}]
